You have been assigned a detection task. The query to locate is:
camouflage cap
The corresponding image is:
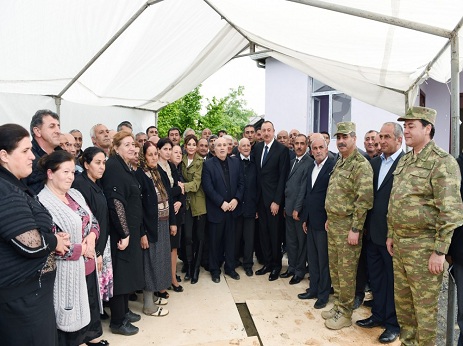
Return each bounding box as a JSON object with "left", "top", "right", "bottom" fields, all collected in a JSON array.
[
  {"left": 334, "top": 121, "right": 356, "bottom": 136},
  {"left": 397, "top": 106, "right": 437, "bottom": 125}
]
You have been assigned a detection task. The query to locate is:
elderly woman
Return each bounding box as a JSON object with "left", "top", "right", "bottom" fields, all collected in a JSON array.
[
  {"left": 157, "top": 138, "right": 185, "bottom": 292},
  {"left": 182, "top": 134, "right": 207, "bottom": 284},
  {"left": 136, "top": 141, "right": 176, "bottom": 315},
  {"left": 100, "top": 131, "right": 144, "bottom": 336},
  {"left": 38, "top": 151, "right": 106, "bottom": 346},
  {"left": 0, "top": 124, "right": 69, "bottom": 346},
  {"left": 72, "top": 147, "right": 113, "bottom": 321}
]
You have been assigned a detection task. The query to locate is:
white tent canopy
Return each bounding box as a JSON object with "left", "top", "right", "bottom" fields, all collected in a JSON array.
[{"left": 1, "top": 0, "right": 462, "bottom": 116}]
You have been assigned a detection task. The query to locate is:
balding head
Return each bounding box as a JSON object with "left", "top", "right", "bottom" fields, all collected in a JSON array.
[{"left": 277, "top": 130, "right": 289, "bottom": 147}]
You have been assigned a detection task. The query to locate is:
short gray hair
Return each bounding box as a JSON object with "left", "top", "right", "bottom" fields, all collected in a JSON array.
[{"left": 382, "top": 122, "right": 403, "bottom": 139}]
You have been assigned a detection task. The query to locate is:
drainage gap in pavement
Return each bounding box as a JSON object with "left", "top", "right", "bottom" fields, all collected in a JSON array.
[{"left": 237, "top": 303, "right": 262, "bottom": 345}]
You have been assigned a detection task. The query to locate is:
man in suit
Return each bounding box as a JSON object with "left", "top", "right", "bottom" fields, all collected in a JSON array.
[
  {"left": 202, "top": 137, "right": 244, "bottom": 283},
  {"left": 254, "top": 121, "right": 290, "bottom": 281},
  {"left": 299, "top": 134, "right": 335, "bottom": 309},
  {"left": 27, "top": 109, "right": 61, "bottom": 193},
  {"left": 235, "top": 138, "right": 258, "bottom": 276},
  {"left": 281, "top": 134, "right": 312, "bottom": 284},
  {"left": 356, "top": 122, "right": 403, "bottom": 343}
]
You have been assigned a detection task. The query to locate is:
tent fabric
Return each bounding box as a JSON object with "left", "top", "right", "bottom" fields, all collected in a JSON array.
[{"left": 0, "top": 0, "right": 462, "bottom": 115}]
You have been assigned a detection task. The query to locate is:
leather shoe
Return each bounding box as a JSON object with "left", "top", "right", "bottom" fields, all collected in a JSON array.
[
  {"left": 125, "top": 309, "right": 141, "bottom": 323},
  {"left": 211, "top": 275, "right": 220, "bottom": 283},
  {"left": 314, "top": 299, "right": 327, "bottom": 309},
  {"left": 379, "top": 329, "right": 399, "bottom": 343},
  {"left": 353, "top": 295, "right": 363, "bottom": 310},
  {"left": 279, "top": 270, "right": 293, "bottom": 278},
  {"left": 355, "top": 317, "right": 382, "bottom": 328},
  {"left": 110, "top": 319, "right": 139, "bottom": 336},
  {"left": 289, "top": 275, "right": 303, "bottom": 285},
  {"left": 269, "top": 269, "right": 280, "bottom": 281},
  {"left": 363, "top": 299, "right": 374, "bottom": 308},
  {"left": 225, "top": 270, "right": 240, "bottom": 280},
  {"left": 298, "top": 291, "right": 317, "bottom": 300},
  {"left": 245, "top": 268, "right": 253, "bottom": 277},
  {"left": 255, "top": 265, "right": 272, "bottom": 276}
]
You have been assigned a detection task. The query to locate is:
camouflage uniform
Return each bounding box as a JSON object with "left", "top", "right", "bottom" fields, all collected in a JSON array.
[
  {"left": 325, "top": 147, "right": 373, "bottom": 318},
  {"left": 388, "top": 139, "right": 463, "bottom": 346}
]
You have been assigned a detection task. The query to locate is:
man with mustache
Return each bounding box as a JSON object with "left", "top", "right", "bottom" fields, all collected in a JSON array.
[
  {"left": 322, "top": 121, "right": 373, "bottom": 330},
  {"left": 299, "top": 134, "right": 335, "bottom": 309},
  {"left": 91, "top": 124, "right": 111, "bottom": 157},
  {"left": 281, "top": 134, "right": 312, "bottom": 285}
]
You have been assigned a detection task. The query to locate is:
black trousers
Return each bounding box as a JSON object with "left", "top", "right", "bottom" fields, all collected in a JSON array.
[
  {"left": 235, "top": 215, "right": 255, "bottom": 269},
  {"left": 208, "top": 213, "right": 235, "bottom": 275},
  {"left": 184, "top": 209, "right": 206, "bottom": 263},
  {"left": 257, "top": 200, "right": 282, "bottom": 271},
  {"left": 366, "top": 238, "right": 399, "bottom": 332},
  {"left": 307, "top": 227, "right": 331, "bottom": 303},
  {"left": 355, "top": 233, "right": 368, "bottom": 299},
  {"left": 109, "top": 293, "right": 129, "bottom": 327}
]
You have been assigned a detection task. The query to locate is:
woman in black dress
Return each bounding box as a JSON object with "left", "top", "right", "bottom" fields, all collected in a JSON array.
[
  {"left": 0, "top": 124, "right": 69, "bottom": 346},
  {"left": 100, "top": 131, "right": 144, "bottom": 336},
  {"left": 157, "top": 138, "right": 185, "bottom": 292}
]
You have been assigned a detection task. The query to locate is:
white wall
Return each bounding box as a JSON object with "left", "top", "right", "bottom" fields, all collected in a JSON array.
[
  {"left": 265, "top": 58, "right": 310, "bottom": 134},
  {"left": 417, "top": 77, "right": 462, "bottom": 151},
  {"left": 264, "top": 59, "right": 460, "bottom": 153},
  {"left": 0, "top": 92, "right": 155, "bottom": 150},
  {"left": 348, "top": 99, "right": 403, "bottom": 153}
]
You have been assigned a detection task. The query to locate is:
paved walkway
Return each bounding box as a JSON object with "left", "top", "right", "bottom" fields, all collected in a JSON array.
[{"left": 101, "top": 259, "right": 401, "bottom": 346}]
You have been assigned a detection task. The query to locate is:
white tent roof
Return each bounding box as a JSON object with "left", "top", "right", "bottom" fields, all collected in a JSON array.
[{"left": 1, "top": 0, "right": 462, "bottom": 115}]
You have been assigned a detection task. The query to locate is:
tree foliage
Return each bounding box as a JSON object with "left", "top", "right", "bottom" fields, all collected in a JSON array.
[{"left": 157, "top": 85, "right": 257, "bottom": 139}]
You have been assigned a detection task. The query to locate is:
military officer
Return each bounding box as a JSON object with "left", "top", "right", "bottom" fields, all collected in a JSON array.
[
  {"left": 387, "top": 106, "right": 463, "bottom": 346},
  {"left": 322, "top": 121, "right": 373, "bottom": 330}
]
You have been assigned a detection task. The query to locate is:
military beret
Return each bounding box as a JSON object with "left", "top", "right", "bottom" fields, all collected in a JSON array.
[
  {"left": 398, "top": 106, "right": 437, "bottom": 125},
  {"left": 334, "top": 121, "right": 356, "bottom": 136}
]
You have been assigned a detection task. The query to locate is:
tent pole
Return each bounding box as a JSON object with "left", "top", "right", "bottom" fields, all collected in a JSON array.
[
  {"left": 57, "top": 0, "right": 164, "bottom": 98},
  {"left": 450, "top": 35, "right": 460, "bottom": 157},
  {"left": 203, "top": 0, "right": 254, "bottom": 42},
  {"left": 287, "top": 0, "right": 451, "bottom": 38},
  {"left": 54, "top": 97, "right": 62, "bottom": 116},
  {"left": 446, "top": 33, "right": 459, "bottom": 346}
]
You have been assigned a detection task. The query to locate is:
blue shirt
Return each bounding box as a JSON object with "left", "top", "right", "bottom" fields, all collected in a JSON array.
[{"left": 377, "top": 149, "right": 402, "bottom": 189}]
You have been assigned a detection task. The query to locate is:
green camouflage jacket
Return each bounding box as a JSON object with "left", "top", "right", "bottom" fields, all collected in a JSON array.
[
  {"left": 325, "top": 149, "right": 373, "bottom": 229},
  {"left": 387, "top": 140, "right": 463, "bottom": 253}
]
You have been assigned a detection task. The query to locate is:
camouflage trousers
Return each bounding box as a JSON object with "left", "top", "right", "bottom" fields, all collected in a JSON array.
[
  {"left": 393, "top": 236, "right": 442, "bottom": 346},
  {"left": 327, "top": 218, "right": 362, "bottom": 317}
]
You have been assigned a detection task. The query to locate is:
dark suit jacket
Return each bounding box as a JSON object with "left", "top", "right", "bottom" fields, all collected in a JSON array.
[
  {"left": 365, "top": 151, "right": 404, "bottom": 246},
  {"left": 202, "top": 156, "right": 244, "bottom": 223},
  {"left": 301, "top": 156, "right": 335, "bottom": 231},
  {"left": 254, "top": 140, "right": 290, "bottom": 207},
  {"left": 236, "top": 156, "right": 258, "bottom": 218},
  {"left": 284, "top": 154, "right": 313, "bottom": 216}
]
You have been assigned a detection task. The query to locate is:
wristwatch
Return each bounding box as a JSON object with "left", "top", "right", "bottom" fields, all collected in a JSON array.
[
  {"left": 351, "top": 227, "right": 361, "bottom": 233},
  {"left": 434, "top": 250, "right": 445, "bottom": 256}
]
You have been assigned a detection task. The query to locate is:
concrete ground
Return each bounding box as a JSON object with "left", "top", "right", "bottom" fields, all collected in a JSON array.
[{"left": 100, "top": 258, "right": 402, "bottom": 346}]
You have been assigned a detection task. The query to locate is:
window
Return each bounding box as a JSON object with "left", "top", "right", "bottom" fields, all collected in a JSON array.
[{"left": 311, "top": 78, "right": 351, "bottom": 134}]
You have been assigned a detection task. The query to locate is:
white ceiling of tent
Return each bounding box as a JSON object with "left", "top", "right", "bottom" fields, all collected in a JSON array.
[{"left": 0, "top": 0, "right": 462, "bottom": 115}]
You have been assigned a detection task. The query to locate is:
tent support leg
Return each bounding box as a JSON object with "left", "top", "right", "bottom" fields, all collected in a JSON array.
[
  {"left": 54, "top": 96, "right": 62, "bottom": 116},
  {"left": 446, "top": 33, "right": 459, "bottom": 346}
]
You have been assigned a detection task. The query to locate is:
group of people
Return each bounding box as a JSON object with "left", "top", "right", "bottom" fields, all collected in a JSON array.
[{"left": 1, "top": 106, "right": 462, "bottom": 346}]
